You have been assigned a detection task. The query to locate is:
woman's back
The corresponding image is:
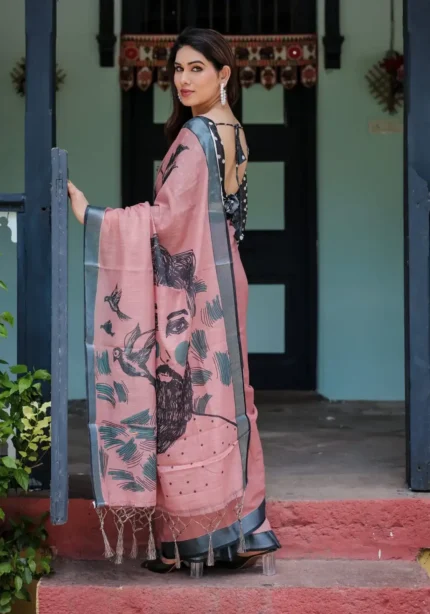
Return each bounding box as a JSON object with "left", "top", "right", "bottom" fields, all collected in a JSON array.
[{"left": 201, "top": 114, "right": 248, "bottom": 196}]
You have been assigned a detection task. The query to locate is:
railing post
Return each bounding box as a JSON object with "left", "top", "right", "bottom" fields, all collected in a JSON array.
[
  {"left": 0, "top": 194, "right": 25, "bottom": 212},
  {"left": 404, "top": 0, "right": 430, "bottom": 491},
  {"left": 50, "top": 148, "right": 69, "bottom": 525}
]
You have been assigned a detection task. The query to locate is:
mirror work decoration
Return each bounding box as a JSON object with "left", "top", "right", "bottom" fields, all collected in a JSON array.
[{"left": 119, "top": 34, "right": 318, "bottom": 92}]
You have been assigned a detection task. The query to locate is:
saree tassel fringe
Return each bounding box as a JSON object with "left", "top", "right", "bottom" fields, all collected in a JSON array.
[
  {"left": 174, "top": 540, "right": 181, "bottom": 569},
  {"left": 237, "top": 519, "right": 247, "bottom": 554},
  {"left": 96, "top": 507, "right": 115, "bottom": 559},
  {"left": 235, "top": 493, "right": 247, "bottom": 553},
  {"left": 147, "top": 522, "right": 157, "bottom": 561},
  {"left": 130, "top": 513, "right": 138, "bottom": 559},
  {"left": 115, "top": 521, "right": 125, "bottom": 565},
  {"left": 206, "top": 534, "right": 215, "bottom": 567},
  {"left": 102, "top": 527, "right": 115, "bottom": 559},
  {"left": 130, "top": 530, "right": 138, "bottom": 559}
]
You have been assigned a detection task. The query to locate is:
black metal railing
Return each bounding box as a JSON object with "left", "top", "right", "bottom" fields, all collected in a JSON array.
[{"left": 0, "top": 194, "right": 25, "bottom": 212}]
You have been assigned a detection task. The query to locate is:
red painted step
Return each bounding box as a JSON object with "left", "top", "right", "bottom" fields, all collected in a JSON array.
[
  {"left": 3, "top": 497, "right": 430, "bottom": 561},
  {"left": 37, "top": 558, "right": 430, "bottom": 614}
]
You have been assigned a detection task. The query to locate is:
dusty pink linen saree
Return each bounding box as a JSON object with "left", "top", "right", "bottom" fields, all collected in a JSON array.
[{"left": 84, "top": 116, "right": 279, "bottom": 565}]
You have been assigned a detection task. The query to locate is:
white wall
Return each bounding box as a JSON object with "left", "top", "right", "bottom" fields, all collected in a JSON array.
[{"left": 317, "top": 0, "right": 404, "bottom": 400}]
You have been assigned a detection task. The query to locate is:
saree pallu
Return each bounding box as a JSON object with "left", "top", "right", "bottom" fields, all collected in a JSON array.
[{"left": 84, "top": 116, "right": 280, "bottom": 565}]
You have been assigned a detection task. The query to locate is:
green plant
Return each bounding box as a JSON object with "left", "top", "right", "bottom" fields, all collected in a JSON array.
[
  {"left": 0, "top": 269, "right": 52, "bottom": 613},
  {"left": 0, "top": 514, "right": 51, "bottom": 612}
]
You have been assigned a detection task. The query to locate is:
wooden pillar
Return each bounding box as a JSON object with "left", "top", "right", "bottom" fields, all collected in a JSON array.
[
  {"left": 18, "top": 0, "right": 56, "bottom": 488},
  {"left": 404, "top": 0, "right": 430, "bottom": 490}
]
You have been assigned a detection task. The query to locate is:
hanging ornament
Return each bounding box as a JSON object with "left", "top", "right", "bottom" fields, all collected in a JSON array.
[
  {"left": 10, "top": 57, "right": 66, "bottom": 97},
  {"left": 260, "top": 66, "right": 277, "bottom": 90},
  {"left": 281, "top": 66, "right": 298, "bottom": 90},
  {"left": 120, "top": 65, "right": 134, "bottom": 92},
  {"left": 239, "top": 66, "right": 256, "bottom": 88},
  {"left": 301, "top": 65, "right": 317, "bottom": 88},
  {"left": 365, "top": 0, "right": 404, "bottom": 114},
  {"left": 157, "top": 66, "right": 170, "bottom": 91},
  {"left": 137, "top": 67, "right": 153, "bottom": 91}
]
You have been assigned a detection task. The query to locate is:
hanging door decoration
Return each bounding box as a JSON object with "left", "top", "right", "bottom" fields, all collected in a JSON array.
[{"left": 119, "top": 34, "right": 318, "bottom": 92}]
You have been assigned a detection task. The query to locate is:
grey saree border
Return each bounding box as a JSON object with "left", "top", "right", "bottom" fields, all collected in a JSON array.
[
  {"left": 84, "top": 205, "right": 105, "bottom": 507},
  {"left": 185, "top": 117, "right": 251, "bottom": 487},
  {"left": 161, "top": 499, "right": 271, "bottom": 559}
]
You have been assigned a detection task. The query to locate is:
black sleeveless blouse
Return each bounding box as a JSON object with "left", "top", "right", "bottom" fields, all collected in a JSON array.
[{"left": 202, "top": 118, "right": 249, "bottom": 243}]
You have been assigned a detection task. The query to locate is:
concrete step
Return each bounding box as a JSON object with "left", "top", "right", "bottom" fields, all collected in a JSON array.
[
  {"left": 3, "top": 496, "right": 430, "bottom": 561},
  {"left": 37, "top": 558, "right": 430, "bottom": 614}
]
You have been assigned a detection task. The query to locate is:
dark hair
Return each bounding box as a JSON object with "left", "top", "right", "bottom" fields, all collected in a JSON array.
[{"left": 165, "top": 27, "right": 239, "bottom": 145}]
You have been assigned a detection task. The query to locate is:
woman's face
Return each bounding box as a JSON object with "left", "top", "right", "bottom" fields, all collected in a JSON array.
[{"left": 174, "top": 45, "right": 224, "bottom": 108}]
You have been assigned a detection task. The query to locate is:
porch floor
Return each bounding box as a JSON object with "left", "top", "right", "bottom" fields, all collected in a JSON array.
[
  {"left": 37, "top": 557, "right": 430, "bottom": 614},
  {"left": 67, "top": 392, "right": 423, "bottom": 500}
]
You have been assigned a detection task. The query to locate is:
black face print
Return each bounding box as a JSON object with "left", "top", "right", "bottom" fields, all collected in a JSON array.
[
  {"left": 151, "top": 236, "right": 206, "bottom": 317},
  {"left": 166, "top": 309, "right": 190, "bottom": 337},
  {"left": 156, "top": 362, "right": 193, "bottom": 454}
]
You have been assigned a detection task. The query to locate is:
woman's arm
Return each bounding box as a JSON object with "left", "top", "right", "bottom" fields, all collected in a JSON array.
[{"left": 68, "top": 180, "right": 89, "bottom": 224}]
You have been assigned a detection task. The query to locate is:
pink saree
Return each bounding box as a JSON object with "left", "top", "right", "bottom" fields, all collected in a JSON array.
[{"left": 84, "top": 116, "right": 279, "bottom": 565}]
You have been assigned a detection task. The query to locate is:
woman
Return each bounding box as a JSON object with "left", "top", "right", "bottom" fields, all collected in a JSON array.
[{"left": 68, "top": 27, "right": 280, "bottom": 577}]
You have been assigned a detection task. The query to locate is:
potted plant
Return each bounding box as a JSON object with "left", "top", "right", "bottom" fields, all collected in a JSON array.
[{"left": 0, "top": 269, "right": 52, "bottom": 613}]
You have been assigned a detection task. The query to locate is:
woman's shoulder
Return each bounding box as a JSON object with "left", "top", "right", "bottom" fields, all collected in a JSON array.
[
  {"left": 180, "top": 116, "right": 244, "bottom": 147},
  {"left": 166, "top": 118, "right": 212, "bottom": 159},
  {"left": 178, "top": 116, "right": 216, "bottom": 146},
  {"left": 182, "top": 115, "right": 213, "bottom": 133},
  {"left": 183, "top": 114, "right": 241, "bottom": 130}
]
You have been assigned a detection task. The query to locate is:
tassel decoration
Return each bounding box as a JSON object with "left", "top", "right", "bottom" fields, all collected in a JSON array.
[
  {"left": 174, "top": 540, "right": 181, "bottom": 569},
  {"left": 130, "top": 530, "right": 138, "bottom": 559},
  {"left": 115, "top": 521, "right": 125, "bottom": 565},
  {"left": 101, "top": 525, "right": 115, "bottom": 559},
  {"left": 130, "top": 513, "right": 138, "bottom": 559},
  {"left": 147, "top": 522, "right": 157, "bottom": 561},
  {"left": 237, "top": 519, "right": 246, "bottom": 554},
  {"left": 96, "top": 508, "right": 115, "bottom": 559},
  {"left": 206, "top": 534, "right": 215, "bottom": 567}
]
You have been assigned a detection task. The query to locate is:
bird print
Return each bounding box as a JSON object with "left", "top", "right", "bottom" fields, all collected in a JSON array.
[
  {"left": 160, "top": 144, "right": 189, "bottom": 185},
  {"left": 100, "top": 320, "right": 115, "bottom": 336},
  {"left": 113, "top": 323, "right": 156, "bottom": 386},
  {"left": 104, "top": 285, "right": 131, "bottom": 321}
]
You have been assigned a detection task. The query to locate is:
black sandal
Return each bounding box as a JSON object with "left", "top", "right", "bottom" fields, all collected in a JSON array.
[{"left": 141, "top": 558, "right": 178, "bottom": 573}]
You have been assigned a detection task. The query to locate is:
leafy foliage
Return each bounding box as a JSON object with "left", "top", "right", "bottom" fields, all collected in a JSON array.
[
  {"left": 0, "top": 514, "right": 51, "bottom": 613},
  {"left": 0, "top": 269, "right": 52, "bottom": 612}
]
